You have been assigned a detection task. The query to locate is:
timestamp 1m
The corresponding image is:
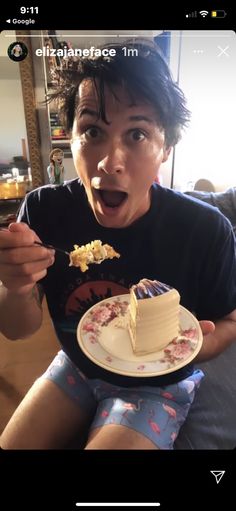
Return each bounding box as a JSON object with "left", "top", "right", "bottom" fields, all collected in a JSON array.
[{"left": 122, "top": 47, "right": 139, "bottom": 56}]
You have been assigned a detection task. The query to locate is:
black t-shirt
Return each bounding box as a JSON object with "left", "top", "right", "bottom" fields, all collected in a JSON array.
[{"left": 18, "top": 180, "right": 236, "bottom": 387}]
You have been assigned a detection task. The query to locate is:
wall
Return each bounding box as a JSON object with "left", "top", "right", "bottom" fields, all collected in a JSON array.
[
  {"left": 0, "top": 31, "right": 28, "bottom": 163},
  {"left": 64, "top": 157, "right": 77, "bottom": 181}
]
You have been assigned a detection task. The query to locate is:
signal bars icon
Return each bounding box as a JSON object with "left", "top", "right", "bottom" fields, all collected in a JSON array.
[{"left": 186, "top": 11, "right": 197, "bottom": 18}]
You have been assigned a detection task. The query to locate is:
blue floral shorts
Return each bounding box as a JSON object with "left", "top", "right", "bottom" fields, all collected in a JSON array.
[{"left": 41, "top": 350, "right": 204, "bottom": 449}]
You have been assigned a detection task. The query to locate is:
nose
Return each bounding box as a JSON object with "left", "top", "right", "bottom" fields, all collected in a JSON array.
[{"left": 97, "top": 144, "right": 125, "bottom": 175}]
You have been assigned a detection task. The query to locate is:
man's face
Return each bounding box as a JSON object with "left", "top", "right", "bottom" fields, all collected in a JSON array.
[{"left": 71, "top": 79, "right": 170, "bottom": 228}]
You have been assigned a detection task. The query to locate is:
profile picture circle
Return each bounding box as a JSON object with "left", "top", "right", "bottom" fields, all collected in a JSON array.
[{"left": 7, "top": 41, "right": 28, "bottom": 62}]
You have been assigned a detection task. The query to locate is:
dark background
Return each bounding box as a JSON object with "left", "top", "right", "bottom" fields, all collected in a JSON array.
[
  {"left": 0, "top": 4, "right": 234, "bottom": 31},
  {"left": 0, "top": 449, "right": 234, "bottom": 509}
]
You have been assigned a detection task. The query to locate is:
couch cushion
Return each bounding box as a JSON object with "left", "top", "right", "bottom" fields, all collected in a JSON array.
[{"left": 174, "top": 342, "right": 236, "bottom": 449}]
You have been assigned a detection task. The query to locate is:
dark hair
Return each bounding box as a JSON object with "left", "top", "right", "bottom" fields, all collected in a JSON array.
[{"left": 50, "top": 40, "right": 190, "bottom": 147}]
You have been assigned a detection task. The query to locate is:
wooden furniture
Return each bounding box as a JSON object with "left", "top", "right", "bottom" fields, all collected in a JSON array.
[{"left": 0, "top": 182, "right": 26, "bottom": 200}]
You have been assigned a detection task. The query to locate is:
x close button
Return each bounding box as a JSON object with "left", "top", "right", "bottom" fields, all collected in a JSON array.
[{"left": 217, "top": 45, "right": 230, "bottom": 57}]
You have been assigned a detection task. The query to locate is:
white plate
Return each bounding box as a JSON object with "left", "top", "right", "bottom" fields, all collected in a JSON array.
[{"left": 77, "top": 295, "right": 203, "bottom": 377}]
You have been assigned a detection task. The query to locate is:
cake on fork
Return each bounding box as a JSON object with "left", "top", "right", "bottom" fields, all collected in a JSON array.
[{"left": 69, "top": 239, "right": 120, "bottom": 272}]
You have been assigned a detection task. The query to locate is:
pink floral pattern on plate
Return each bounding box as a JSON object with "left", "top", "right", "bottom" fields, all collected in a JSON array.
[
  {"left": 82, "top": 298, "right": 128, "bottom": 339},
  {"left": 77, "top": 295, "right": 203, "bottom": 377}
]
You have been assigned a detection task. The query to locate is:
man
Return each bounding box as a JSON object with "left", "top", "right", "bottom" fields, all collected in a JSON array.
[{"left": 1, "top": 40, "right": 236, "bottom": 449}]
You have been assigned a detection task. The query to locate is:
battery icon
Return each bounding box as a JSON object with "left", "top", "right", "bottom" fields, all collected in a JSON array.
[{"left": 211, "top": 10, "right": 227, "bottom": 18}]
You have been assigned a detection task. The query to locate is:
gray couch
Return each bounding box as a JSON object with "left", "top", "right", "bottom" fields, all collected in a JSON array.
[
  {"left": 185, "top": 188, "right": 236, "bottom": 235},
  {"left": 175, "top": 342, "right": 236, "bottom": 449},
  {"left": 174, "top": 189, "right": 236, "bottom": 449}
]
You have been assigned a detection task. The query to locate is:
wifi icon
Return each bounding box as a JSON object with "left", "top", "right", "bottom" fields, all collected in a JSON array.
[{"left": 199, "top": 10, "right": 209, "bottom": 17}]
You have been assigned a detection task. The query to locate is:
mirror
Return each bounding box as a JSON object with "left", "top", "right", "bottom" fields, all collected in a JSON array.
[
  {"left": 16, "top": 30, "right": 45, "bottom": 189},
  {"left": 0, "top": 29, "right": 44, "bottom": 211}
]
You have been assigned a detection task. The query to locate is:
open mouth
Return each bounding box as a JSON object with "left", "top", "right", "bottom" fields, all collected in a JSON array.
[{"left": 96, "top": 189, "right": 128, "bottom": 208}]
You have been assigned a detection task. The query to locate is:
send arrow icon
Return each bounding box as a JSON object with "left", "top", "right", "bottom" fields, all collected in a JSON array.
[{"left": 210, "top": 470, "right": 225, "bottom": 484}]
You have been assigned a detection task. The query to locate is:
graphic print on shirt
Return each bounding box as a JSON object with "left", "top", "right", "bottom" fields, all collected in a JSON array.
[{"left": 62, "top": 273, "right": 130, "bottom": 326}]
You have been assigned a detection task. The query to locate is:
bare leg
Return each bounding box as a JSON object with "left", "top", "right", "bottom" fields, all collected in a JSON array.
[
  {"left": 85, "top": 425, "right": 159, "bottom": 450},
  {"left": 0, "top": 378, "right": 95, "bottom": 449}
]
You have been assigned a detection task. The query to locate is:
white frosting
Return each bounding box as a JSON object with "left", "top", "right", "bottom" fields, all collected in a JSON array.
[{"left": 128, "top": 284, "right": 180, "bottom": 355}]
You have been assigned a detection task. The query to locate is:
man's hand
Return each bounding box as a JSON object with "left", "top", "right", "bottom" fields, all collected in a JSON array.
[
  {"left": 199, "top": 320, "right": 215, "bottom": 337},
  {"left": 195, "top": 315, "right": 236, "bottom": 362},
  {"left": 0, "top": 222, "right": 55, "bottom": 296},
  {"left": 193, "top": 320, "right": 215, "bottom": 363}
]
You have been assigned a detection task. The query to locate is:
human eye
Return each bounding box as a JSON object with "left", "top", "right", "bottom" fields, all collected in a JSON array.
[
  {"left": 84, "top": 126, "right": 102, "bottom": 139},
  {"left": 129, "top": 129, "right": 146, "bottom": 142}
]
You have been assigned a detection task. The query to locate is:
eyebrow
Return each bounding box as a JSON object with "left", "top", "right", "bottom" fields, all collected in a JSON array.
[
  {"left": 78, "top": 108, "right": 99, "bottom": 118},
  {"left": 78, "top": 110, "right": 155, "bottom": 124},
  {"left": 128, "top": 115, "right": 154, "bottom": 124}
]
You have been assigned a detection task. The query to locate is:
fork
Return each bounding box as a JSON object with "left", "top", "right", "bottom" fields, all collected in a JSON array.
[
  {"left": 34, "top": 241, "right": 70, "bottom": 256},
  {"left": 0, "top": 228, "right": 70, "bottom": 256}
]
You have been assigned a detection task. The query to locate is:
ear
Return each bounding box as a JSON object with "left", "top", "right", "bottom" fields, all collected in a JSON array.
[{"left": 162, "top": 146, "right": 172, "bottom": 163}]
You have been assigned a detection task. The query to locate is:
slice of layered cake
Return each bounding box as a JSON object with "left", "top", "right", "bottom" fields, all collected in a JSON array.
[{"left": 128, "top": 278, "right": 180, "bottom": 355}]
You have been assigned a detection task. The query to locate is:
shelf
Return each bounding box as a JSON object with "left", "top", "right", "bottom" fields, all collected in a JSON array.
[
  {"left": 0, "top": 198, "right": 23, "bottom": 202},
  {"left": 51, "top": 137, "right": 69, "bottom": 142},
  {"left": 52, "top": 139, "right": 70, "bottom": 145}
]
